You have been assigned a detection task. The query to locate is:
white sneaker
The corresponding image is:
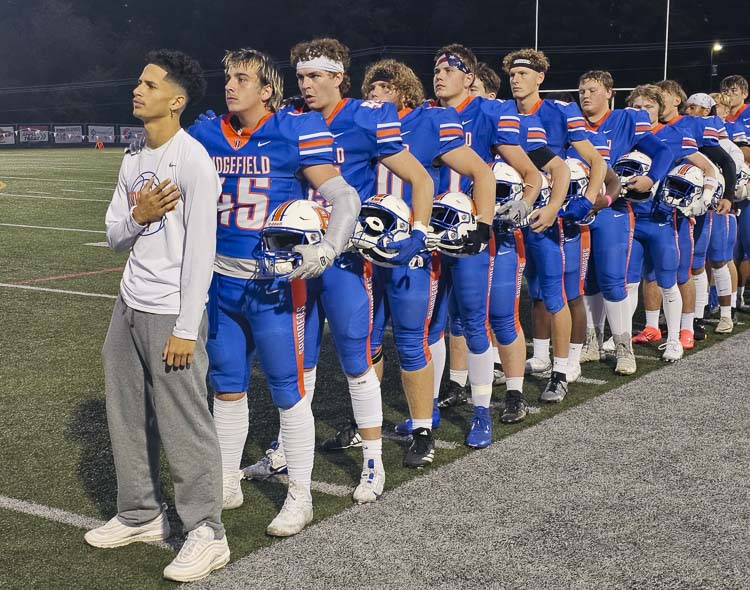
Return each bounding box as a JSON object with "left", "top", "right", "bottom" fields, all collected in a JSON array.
[
  {"left": 715, "top": 316, "right": 734, "bottom": 334},
  {"left": 162, "top": 524, "right": 230, "bottom": 583},
  {"left": 352, "top": 459, "right": 385, "bottom": 504},
  {"left": 524, "top": 356, "right": 552, "bottom": 375},
  {"left": 602, "top": 336, "right": 615, "bottom": 353},
  {"left": 659, "top": 339, "right": 684, "bottom": 362},
  {"left": 266, "top": 480, "right": 313, "bottom": 537},
  {"left": 493, "top": 366, "right": 506, "bottom": 386},
  {"left": 567, "top": 361, "right": 582, "bottom": 383},
  {"left": 222, "top": 470, "right": 244, "bottom": 510},
  {"left": 242, "top": 441, "right": 288, "bottom": 480},
  {"left": 580, "top": 328, "right": 603, "bottom": 363},
  {"left": 84, "top": 511, "right": 170, "bottom": 549},
  {"left": 614, "top": 334, "right": 637, "bottom": 375}
]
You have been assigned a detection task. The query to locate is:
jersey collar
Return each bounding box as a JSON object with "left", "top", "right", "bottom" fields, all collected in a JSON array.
[
  {"left": 398, "top": 107, "right": 413, "bottom": 119},
  {"left": 326, "top": 98, "right": 349, "bottom": 126},
  {"left": 652, "top": 122, "right": 665, "bottom": 133},
  {"left": 664, "top": 114, "right": 682, "bottom": 126},
  {"left": 727, "top": 102, "right": 749, "bottom": 123},
  {"left": 453, "top": 94, "right": 475, "bottom": 113},
  {"left": 524, "top": 97, "right": 543, "bottom": 115},
  {"left": 585, "top": 109, "right": 611, "bottom": 131},
  {"left": 220, "top": 113, "right": 273, "bottom": 151}
]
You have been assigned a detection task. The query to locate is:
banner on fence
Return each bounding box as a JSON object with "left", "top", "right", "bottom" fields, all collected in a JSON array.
[
  {"left": 0, "top": 126, "right": 14, "bottom": 145},
  {"left": 88, "top": 125, "right": 116, "bottom": 143},
  {"left": 19, "top": 126, "right": 49, "bottom": 143},
  {"left": 53, "top": 125, "right": 84, "bottom": 144},
  {"left": 119, "top": 126, "right": 145, "bottom": 143}
]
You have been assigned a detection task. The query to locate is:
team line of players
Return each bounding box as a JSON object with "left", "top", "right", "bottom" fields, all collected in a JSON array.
[{"left": 146, "top": 40, "right": 750, "bottom": 541}]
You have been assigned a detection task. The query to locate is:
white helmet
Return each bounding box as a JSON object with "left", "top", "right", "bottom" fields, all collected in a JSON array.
[
  {"left": 565, "top": 157, "right": 590, "bottom": 202},
  {"left": 260, "top": 200, "right": 329, "bottom": 277},
  {"left": 430, "top": 191, "right": 483, "bottom": 257},
  {"left": 491, "top": 161, "right": 525, "bottom": 214},
  {"left": 660, "top": 163, "right": 707, "bottom": 217},
  {"left": 736, "top": 162, "right": 750, "bottom": 200},
  {"left": 351, "top": 193, "right": 412, "bottom": 267},
  {"left": 613, "top": 151, "right": 658, "bottom": 201}
]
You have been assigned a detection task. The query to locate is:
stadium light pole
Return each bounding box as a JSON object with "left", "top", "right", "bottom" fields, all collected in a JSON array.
[
  {"left": 710, "top": 41, "right": 723, "bottom": 90},
  {"left": 663, "top": 0, "right": 670, "bottom": 79},
  {"left": 534, "top": 0, "right": 539, "bottom": 50}
]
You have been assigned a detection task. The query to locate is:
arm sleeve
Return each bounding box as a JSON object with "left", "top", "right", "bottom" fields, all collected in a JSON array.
[
  {"left": 528, "top": 146, "right": 557, "bottom": 170},
  {"left": 172, "top": 148, "right": 220, "bottom": 340},
  {"left": 700, "top": 144, "right": 737, "bottom": 200},
  {"left": 105, "top": 158, "right": 147, "bottom": 252},
  {"left": 634, "top": 133, "right": 673, "bottom": 182},
  {"left": 317, "top": 175, "right": 360, "bottom": 256}
]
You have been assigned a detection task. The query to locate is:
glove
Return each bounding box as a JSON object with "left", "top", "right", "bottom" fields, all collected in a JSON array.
[
  {"left": 562, "top": 197, "right": 593, "bottom": 222},
  {"left": 461, "top": 221, "right": 491, "bottom": 255},
  {"left": 495, "top": 200, "right": 531, "bottom": 226},
  {"left": 386, "top": 225, "right": 428, "bottom": 266},
  {"left": 194, "top": 109, "right": 217, "bottom": 125},
  {"left": 126, "top": 135, "right": 145, "bottom": 155},
  {"left": 288, "top": 241, "right": 336, "bottom": 280}
]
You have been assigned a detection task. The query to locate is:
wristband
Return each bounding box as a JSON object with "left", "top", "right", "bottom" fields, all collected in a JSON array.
[
  {"left": 704, "top": 176, "right": 719, "bottom": 190},
  {"left": 604, "top": 194, "right": 613, "bottom": 207}
]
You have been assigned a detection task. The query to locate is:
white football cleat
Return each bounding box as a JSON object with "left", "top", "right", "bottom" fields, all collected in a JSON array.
[
  {"left": 162, "top": 524, "right": 230, "bottom": 583},
  {"left": 352, "top": 459, "right": 385, "bottom": 504},
  {"left": 602, "top": 336, "right": 615, "bottom": 353},
  {"left": 266, "top": 480, "right": 313, "bottom": 537},
  {"left": 614, "top": 334, "right": 637, "bottom": 375},
  {"left": 580, "top": 328, "right": 604, "bottom": 363},
  {"left": 242, "top": 441, "right": 288, "bottom": 480},
  {"left": 567, "top": 361, "right": 582, "bottom": 383},
  {"left": 222, "top": 470, "right": 244, "bottom": 510},
  {"left": 715, "top": 316, "right": 734, "bottom": 334},
  {"left": 659, "top": 339, "right": 684, "bottom": 363},
  {"left": 524, "top": 356, "right": 552, "bottom": 375},
  {"left": 84, "top": 511, "right": 170, "bottom": 549}
]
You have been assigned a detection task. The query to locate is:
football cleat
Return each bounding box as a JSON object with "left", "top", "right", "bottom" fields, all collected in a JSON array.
[
  {"left": 580, "top": 328, "right": 604, "bottom": 363},
  {"left": 465, "top": 406, "right": 492, "bottom": 449},
  {"left": 632, "top": 326, "right": 662, "bottom": 345},
  {"left": 222, "top": 470, "right": 244, "bottom": 510},
  {"left": 500, "top": 390, "right": 528, "bottom": 424},
  {"left": 493, "top": 364, "right": 506, "bottom": 386},
  {"left": 659, "top": 339, "right": 684, "bottom": 363},
  {"left": 85, "top": 511, "right": 170, "bottom": 549},
  {"left": 680, "top": 328, "right": 696, "bottom": 349},
  {"left": 320, "top": 419, "right": 363, "bottom": 452},
  {"left": 162, "top": 524, "right": 230, "bottom": 583},
  {"left": 260, "top": 200, "right": 330, "bottom": 277},
  {"left": 242, "top": 441, "right": 288, "bottom": 480},
  {"left": 692, "top": 319, "right": 706, "bottom": 342},
  {"left": 602, "top": 336, "right": 615, "bottom": 353},
  {"left": 614, "top": 334, "right": 637, "bottom": 375},
  {"left": 539, "top": 372, "right": 568, "bottom": 403},
  {"left": 352, "top": 459, "right": 385, "bottom": 504},
  {"left": 403, "top": 428, "right": 435, "bottom": 468},
  {"left": 715, "top": 316, "right": 734, "bottom": 334},
  {"left": 437, "top": 380, "right": 469, "bottom": 409},
  {"left": 395, "top": 400, "right": 440, "bottom": 434},
  {"left": 266, "top": 480, "right": 313, "bottom": 537},
  {"left": 350, "top": 193, "right": 414, "bottom": 267},
  {"left": 525, "top": 356, "right": 552, "bottom": 376},
  {"left": 567, "top": 361, "right": 582, "bottom": 384}
]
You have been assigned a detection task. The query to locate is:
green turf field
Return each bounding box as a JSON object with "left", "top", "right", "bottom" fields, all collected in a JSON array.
[{"left": 0, "top": 147, "right": 745, "bottom": 589}]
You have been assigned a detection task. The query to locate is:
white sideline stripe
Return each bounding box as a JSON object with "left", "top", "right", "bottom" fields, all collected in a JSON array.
[
  {"left": 0, "top": 175, "right": 114, "bottom": 186},
  {"left": 84, "top": 241, "right": 110, "bottom": 247},
  {"left": 61, "top": 188, "right": 86, "bottom": 193},
  {"left": 0, "top": 495, "right": 105, "bottom": 530},
  {"left": 270, "top": 474, "right": 353, "bottom": 498},
  {"left": 0, "top": 283, "right": 117, "bottom": 299},
  {"left": 0, "top": 495, "right": 173, "bottom": 552},
  {"left": 382, "top": 431, "right": 458, "bottom": 450},
  {"left": 634, "top": 354, "right": 659, "bottom": 361},
  {"left": 576, "top": 376, "right": 608, "bottom": 385},
  {"left": 0, "top": 223, "right": 105, "bottom": 233},
  {"left": 0, "top": 192, "right": 110, "bottom": 203},
  {"left": 26, "top": 191, "right": 51, "bottom": 195}
]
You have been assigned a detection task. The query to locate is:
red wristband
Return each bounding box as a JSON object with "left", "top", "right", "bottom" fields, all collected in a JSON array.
[{"left": 604, "top": 194, "right": 613, "bottom": 207}]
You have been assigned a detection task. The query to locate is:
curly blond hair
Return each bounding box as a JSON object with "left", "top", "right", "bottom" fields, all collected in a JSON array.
[
  {"left": 290, "top": 37, "right": 351, "bottom": 96},
  {"left": 361, "top": 59, "right": 425, "bottom": 109},
  {"left": 502, "top": 48, "right": 550, "bottom": 74},
  {"left": 710, "top": 92, "right": 732, "bottom": 111}
]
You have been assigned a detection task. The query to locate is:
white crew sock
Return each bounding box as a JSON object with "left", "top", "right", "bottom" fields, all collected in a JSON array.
[
  {"left": 731, "top": 291, "right": 737, "bottom": 308},
  {"left": 279, "top": 396, "right": 315, "bottom": 489},
  {"left": 552, "top": 356, "right": 568, "bottom": 376},
  {"left": 505, "top": 376, "right": 524, "bottom": 392},
  {"left": 361, "top": 438, "right": 383, "bottom": 471},
  {"left": 604, "top": 298, "right": 632, "bottom": 337},
  {"left": 627, "top": 282, "right": 640, "bottom": 317},
  {"left": 645, "top": 309, "right": 660, "bottom": 329},
  {"left": 694, "top": 272, "right": 709, "bottom": 319},
  {"left": 213, "top": 396, "right": 249, "bottom": 473},
  {"left": 680, "top": 312, "right": 694, "bottom": 332},
  {"left": 347, "top": 368, "right": 382, "bottom": 430},
  {"left": 449, "top": 369, "right": 468, "bottom": 386},
  {"left": 532, "top": 338, "right": 550, "bottom": 361},
  {"left": 429, "top": 339, "right": 446, "bottom": 400},
  {"left": 411, "top": 419, "right": 432, "bottom": 431},
  {"left": 568, "top": 343, "right": 583, "bottom": 364},
  {"left": 661, "top": 285, "right": 683, "bottom": 341},
  {"left": 739, "top": 285, "right": 745, "bottom": 304},
  {"left": 714, "top": 265, "right": 732, "bottom": 297},
  {"left": 721, "top": 305, "right": 732, "bottom": 319}
]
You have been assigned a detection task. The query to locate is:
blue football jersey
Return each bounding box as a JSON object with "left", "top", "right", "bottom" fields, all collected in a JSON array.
[
  {"left": 664, "top": 115, "right": 721, "bottom": 148},
  {"left": 727, "top": 102, "right": 750, "bottom": 138},
  {"left": 525, "top": 99, "right": 588, "bottom": 157},
  {"left": 188, "top": 111, "right": 334, "bottom": 260},
  {"left": 438, "top": 95, "right": 521, "bottom": 193},
  {"left": 567, "top": 129, "right": 611, "bottom": 163},
  {"left": 725, "top": 119, "right": 748, "bottom": 145},
  {"left": 375, "top": 105, "right": 464, "bottom": 206},
  {"left": 654, "top": 123, "right": 698, "bottom": 164},
  {"left": 585, "top": 107, "right": 652, "bottom": 163}
]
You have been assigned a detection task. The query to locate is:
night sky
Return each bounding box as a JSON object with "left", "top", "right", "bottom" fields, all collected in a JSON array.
[{"left": 1, "top": 0, "right": 749, "bottom": 124}]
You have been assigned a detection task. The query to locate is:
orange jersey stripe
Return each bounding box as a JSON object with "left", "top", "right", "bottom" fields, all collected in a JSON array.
[
  {"left": 299, "top": 137, "right": 334, "bottom": 149},
  {"left": 376, "top": 128, "right": 401, "bottom": 138}
]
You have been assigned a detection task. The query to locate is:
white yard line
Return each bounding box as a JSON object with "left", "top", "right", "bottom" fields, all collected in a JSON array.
[
  {"left": 270, "top": 474, "right": 353, "bottom": 498},
  {"left": 0, "top": 175, "right": 114, "bottom": 186},
  {"left": 61, "top": 188, "right": 86, "bottom": 193},
  {"left": 0, "top": 223, "right": 105, "bottom": 233},
  {"left": 0, "top": 192, "right": 110, "bottom": 203},
  {"left": 0, "top": 283, "right": 117, "bottom": 299},
  {"left": 575, "top": 376, "right": 609, "bottom": 385}
]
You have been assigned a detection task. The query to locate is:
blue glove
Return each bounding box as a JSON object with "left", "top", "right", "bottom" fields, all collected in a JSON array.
[
  {"left": 194, "top": 110, "right": 217, "bottom": 125},
  {"left": 385, "top": 228, "right": 428, "bottom": 266},
  {"left": 562, "top": 197, "right": 593, "bottom": 222}
]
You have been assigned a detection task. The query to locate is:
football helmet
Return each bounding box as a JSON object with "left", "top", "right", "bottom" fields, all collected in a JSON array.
[
  {"left": 613, "top": 151, "right": 658, "bottom": 201},
  {"left": 565, "top": 157, "right": 590, "bottom": 203},
  {"left": 660, "top": 163, "right": 706, "bottom": 217},
  {"left": 260, "top": 200, "right": 330, "bottom": 277},
  {"left": 491, "top": 161, "right": 525, "bottom": 213},
  {"left": 351, "top": 193, "right": 413, "bottom": 267},
  {"left": 430, "top": 191, "right": 483, "bottom": 257},
  {"left": 736, "top": 162, "right": 750, "bottom": 201}
]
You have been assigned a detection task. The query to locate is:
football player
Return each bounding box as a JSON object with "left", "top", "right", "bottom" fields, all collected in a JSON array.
[
  {"left": 362, "top": 58, "right": 496, "bottom": 448},
  {"left": 577, "top": 70, "right": 672, "bottom": 374},
  {"left": 188, "top": 48, "right": 360, "bottom": 533}
]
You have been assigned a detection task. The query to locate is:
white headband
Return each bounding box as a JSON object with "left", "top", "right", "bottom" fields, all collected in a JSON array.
[{"left": 296, "top": 56, "right": 345, "bottom": 74}]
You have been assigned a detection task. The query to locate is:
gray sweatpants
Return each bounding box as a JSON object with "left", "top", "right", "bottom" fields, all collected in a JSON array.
[{"left": 103, "top": 296, "right": 224, "bottom": 538}]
